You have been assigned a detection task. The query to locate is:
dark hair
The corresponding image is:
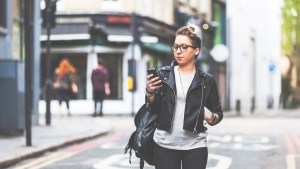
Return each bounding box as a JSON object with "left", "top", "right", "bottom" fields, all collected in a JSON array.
[
  {"left": 175, "top": 26, "right": 201, "bottom": 48},
  {"left": 98, "top": 58, "right": 104, "bottom": 65}
]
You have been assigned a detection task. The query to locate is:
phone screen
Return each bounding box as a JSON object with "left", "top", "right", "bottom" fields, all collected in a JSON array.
[{"left": 147, "top": 68, "right": 158, "bottom": 77}]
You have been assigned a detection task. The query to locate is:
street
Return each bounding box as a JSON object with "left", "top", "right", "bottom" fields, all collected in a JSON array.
[{"left": 8, "top": 112, "right": 300, "bottom": 169}]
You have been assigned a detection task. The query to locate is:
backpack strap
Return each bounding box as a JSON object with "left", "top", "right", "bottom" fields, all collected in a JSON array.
[
  {"left": 124, "top": 131, "right": 136, "bottom": 164},
  {"left": 140, "top": 158, "right": 144, "bottom": 169}
]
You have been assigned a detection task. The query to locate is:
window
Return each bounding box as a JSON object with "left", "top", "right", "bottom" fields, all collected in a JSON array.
[
  {"left": 12, "top": 0, "right": 23, "bottom": 59},
  {"left": 98, "top": 53, "right": 123, "bottom": 100},
  {"left": 0, "top": 0, "right": 7, "bottom": 35}
]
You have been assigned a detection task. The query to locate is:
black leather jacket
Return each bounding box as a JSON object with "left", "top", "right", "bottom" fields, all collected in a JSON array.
[{"left": 147, "top": 61, "right": 223, "bottom": 134}]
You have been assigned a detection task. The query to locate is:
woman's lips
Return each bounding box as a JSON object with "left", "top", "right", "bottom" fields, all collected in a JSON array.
[{"left": 176, "top": 57, "right": 184, "bottom": 61}]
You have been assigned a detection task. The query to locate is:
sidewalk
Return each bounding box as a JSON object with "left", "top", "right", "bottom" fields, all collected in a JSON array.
[
  {"left": 0, "top": 115, "right": 112, "bottom": 168},
  {"left": 223, "top": 108, "right": 300, "bottom": 118}
]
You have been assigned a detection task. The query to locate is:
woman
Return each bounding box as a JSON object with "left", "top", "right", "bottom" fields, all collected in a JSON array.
[
  {"left": 146, "top": 24, "right": 223, "bottom": 169},
  {"left": 53, "top": 58, "right": 77, "bottom": 116}
]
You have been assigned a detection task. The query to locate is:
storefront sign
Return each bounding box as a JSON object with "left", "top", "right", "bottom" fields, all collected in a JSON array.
[{"left": 107, "top": 16, "right": 131, "bottom": 24}]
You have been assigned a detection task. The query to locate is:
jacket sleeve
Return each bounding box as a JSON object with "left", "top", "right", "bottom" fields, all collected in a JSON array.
[
  {"left": 144, "top": 68, "right": 164, "bottom": 115},
  {"left": 206, "top": 76, "right": 223, "bottom": 125},
  {"left": 145, "top": 92, "right": 161, "bottom": 115}
]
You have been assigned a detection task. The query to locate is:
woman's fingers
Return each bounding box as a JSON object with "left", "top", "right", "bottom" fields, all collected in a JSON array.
[{"left": 146, "top": 75, "right": 162, "bottom": 92}]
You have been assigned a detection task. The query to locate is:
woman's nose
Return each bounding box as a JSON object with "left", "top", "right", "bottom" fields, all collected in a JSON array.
[{"left": 176, "top": 48, "right": 182, "bottom": 54}]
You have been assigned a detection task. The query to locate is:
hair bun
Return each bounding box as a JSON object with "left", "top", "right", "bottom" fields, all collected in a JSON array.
[{"left": 187, "top": 24, "right": 202, "bottom": 40}]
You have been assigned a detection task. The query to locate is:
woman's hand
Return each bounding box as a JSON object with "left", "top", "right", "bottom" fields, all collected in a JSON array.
[
  {"left": 146, "top": 74, "right": 162, "bottom": 94},
  {"left": 204, "top": 107, "right": 214, "bottom": 124}
]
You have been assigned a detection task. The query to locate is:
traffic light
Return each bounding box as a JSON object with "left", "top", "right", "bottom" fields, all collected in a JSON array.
[
  {"left": 42, "top": 1, "right": 57, "bottom": 28},
  {"left": 128, "top": 59, "right": 136, "bottom": 92}
]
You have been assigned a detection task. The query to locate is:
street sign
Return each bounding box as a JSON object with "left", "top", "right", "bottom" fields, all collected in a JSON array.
[{"left": 269, "top": 63, "right": 276, "bottom": 73}]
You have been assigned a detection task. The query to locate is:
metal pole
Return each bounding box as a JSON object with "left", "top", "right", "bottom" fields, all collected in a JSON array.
[
  {"left": 131, "top": 14, "right": 137, "bottom": 116},
  {"left": 131, "top": 59, "right": 135, "bottom": 116},
  {"left": 24, "top": 0, "right": 33, "bottom": 146},
  {"left": 45, "top": 0, "right": 52, "bottom": 125}
]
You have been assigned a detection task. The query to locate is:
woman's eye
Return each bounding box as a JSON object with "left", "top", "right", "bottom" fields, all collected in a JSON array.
[{"left": 182, "top": 45, "right": 188, "bottom": 49}]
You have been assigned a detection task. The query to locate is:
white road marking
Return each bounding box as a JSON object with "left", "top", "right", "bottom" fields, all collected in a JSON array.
[
  {"left": 209, "top": 142, "right": 220, "bottom": 148},
  {"left": 233, "top": 143, "right": 243, "bottom": 149},
  {"left": 252, "top": 144, "right": 278, "bottom": 151},
  {"left": 234, "top": 135, "right": 270, "bottom": 144},
  {"left": 208, "top": 135, "right": 232, "bottom": 142},
  {"left": 93, "top": 154, "right": 150, "bottom": 169},
  {"left": 93, "top": 153, "right": 232, "bottom": 169},
  {"left": 286, "top": 154, "right": 296, "bottom": 169},
  {"left": 207, "top": 154, "right": 232, "bottom": 169},
  {"left": 287, "top": 154, "right": 300, "bottom": 169}
]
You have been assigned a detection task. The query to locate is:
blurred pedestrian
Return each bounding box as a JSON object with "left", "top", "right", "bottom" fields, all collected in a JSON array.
[
  {"left": 91, "top": 58, "right": 110, "bottom": 117},
  {"left": 53, "top": 58, "right": 78, "bottom": 116},
  {"left": 145, "top": 24, "right": 223, "bottom": 169}
]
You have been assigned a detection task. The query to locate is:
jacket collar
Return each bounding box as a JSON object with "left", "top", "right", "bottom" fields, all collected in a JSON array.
[
  {"left": 170, "top": 60, "right": 206, "bottom": 78},
  {"left": 163, "top": 61, "right": 207, "bottom": 93}
]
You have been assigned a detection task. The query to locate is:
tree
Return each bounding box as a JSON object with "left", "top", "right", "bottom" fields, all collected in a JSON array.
[{"left": 281, "top": 0, "right": 300, "bottom": 108}]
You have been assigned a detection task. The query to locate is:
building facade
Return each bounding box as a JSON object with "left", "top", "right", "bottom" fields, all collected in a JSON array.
[
  {"left": 0, "top": 0, "right": 41, "bottom": 134},
  {"left": 227, "top": 0, "right": 282, "bottom": 114},
  {"left": 38, "top": 0, "right": 219, "bottom": 115}
]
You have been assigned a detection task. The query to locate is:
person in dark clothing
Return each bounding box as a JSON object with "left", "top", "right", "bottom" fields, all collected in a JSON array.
[
  {"left": 53, "top": 58, "right": 77, "bottom": 116},
  {"left": 91, "top": 59, "right": 110, "bottom": 117}
]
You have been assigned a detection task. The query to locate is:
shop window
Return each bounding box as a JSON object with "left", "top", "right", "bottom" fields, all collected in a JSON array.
[
  {"left": 0, "top": 0, "right": 7, "bottom": 35},
  {"left": 40, "top": 53, "right": 123, "bottom": 100},
  {"left": 98, "top": 54, "right": 123, "bottom": 100},
  {"left": 12, "top": 0, "right": 23, "bottom": 59},
  {"left": 40, "top": 54, "right": 88, "bottom": 100}
]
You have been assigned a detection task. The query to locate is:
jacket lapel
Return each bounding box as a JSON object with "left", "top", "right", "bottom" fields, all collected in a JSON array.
[{"left": 187, "top": 68, "right": 206, "bottom": 95}]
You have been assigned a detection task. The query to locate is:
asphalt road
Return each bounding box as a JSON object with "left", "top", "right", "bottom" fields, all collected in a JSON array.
[{"left": 9, "top": 113, "right": 300, "bottom": 169}]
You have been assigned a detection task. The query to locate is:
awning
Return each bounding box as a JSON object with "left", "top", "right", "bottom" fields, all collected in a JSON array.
[{"left": 142, "top": 42, "right": 172, "bottom": 54}]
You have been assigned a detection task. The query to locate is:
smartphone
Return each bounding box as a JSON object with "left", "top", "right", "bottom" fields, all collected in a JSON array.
[{"left": 147, "top": 68, "right": 158, "bottom": 77}]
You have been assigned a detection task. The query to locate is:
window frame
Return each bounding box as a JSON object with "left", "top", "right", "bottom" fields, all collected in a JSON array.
[{"left": 0, "top": 0, "right": 8, "bottom": 36}]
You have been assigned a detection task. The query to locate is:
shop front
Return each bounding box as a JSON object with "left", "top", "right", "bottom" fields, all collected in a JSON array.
[{"left": 40, "top": 13, "right": 176, "bottom": 115}]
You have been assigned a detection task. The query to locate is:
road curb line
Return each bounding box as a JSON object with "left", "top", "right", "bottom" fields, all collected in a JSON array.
[{"left": 0, "top": 131, "right": 110, "bottom": 169}]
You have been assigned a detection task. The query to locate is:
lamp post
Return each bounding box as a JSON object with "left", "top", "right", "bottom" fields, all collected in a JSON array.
[
  {"left": 129, "top": 14, "right": 138, "bottom": 116},
  {"left": 24, "top": 0, "right": 34, "bottom": 146}
]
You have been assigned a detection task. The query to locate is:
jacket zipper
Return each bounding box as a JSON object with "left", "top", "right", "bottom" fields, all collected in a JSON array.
[
  {"left": 193, "top": 79, "right": 204, "bottom": 134},
  {"left": 163, "top": 80, "right": 176, "bottom": 132}
]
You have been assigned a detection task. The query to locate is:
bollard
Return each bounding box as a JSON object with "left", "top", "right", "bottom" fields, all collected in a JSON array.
[{"left": 236, "top": 99, "right": 241, "bottom": 116}]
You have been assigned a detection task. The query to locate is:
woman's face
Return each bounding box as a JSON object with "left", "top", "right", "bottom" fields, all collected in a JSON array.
[{"left": 173, "top": 35, "right": 199, "bottom": 66}]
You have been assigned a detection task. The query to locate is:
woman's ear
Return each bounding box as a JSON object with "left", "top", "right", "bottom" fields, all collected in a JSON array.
[{"left": 194, "top": 48, "right": 200, "bottom": 56}]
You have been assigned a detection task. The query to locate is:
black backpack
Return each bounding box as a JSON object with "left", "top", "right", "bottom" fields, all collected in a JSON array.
[{"left": 124, "top": 104, "right": 158, "bottom": 169}]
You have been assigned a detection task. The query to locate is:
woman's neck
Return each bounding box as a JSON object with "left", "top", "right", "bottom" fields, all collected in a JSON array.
[{"left": 178, "top": 63, "right": 196, "bottom": 73}]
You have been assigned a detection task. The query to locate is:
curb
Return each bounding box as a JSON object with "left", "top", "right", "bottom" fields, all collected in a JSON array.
[{"left": 0, "top": 131, "right": 110, "bottom": 169}]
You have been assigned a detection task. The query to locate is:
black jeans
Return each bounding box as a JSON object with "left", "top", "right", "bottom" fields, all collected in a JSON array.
[
  {"left": 57, "top": 88, "right": 70, "bottom": 110},
  {"left": 93, "top": 91, "right": 105, "bottom": 115},
  {"left": 154, "top": 144, "right": 208, "bottom": 169}
]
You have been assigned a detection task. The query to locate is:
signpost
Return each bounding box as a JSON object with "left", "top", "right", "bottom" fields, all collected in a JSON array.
[{"left": 43, "top": 0, "right": 57, "bottom": 125}]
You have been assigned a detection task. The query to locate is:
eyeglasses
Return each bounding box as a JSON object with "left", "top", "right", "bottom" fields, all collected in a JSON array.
[{"left": 171, "top": 44, "right": 197, "bottom": 52}]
